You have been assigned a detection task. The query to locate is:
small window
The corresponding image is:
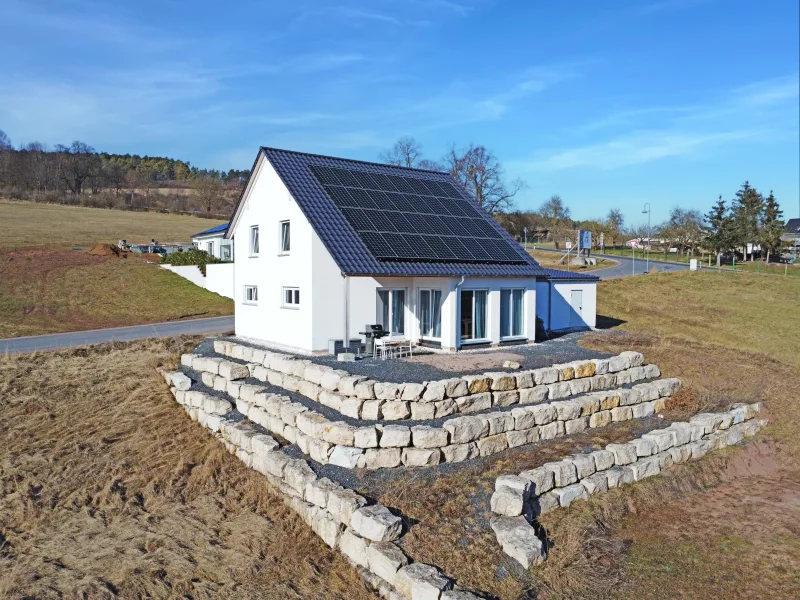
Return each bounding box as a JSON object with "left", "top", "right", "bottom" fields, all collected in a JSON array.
[
  {"left": 282, "top": 287, "right": 300, "bottom": 307},
  {"left": 207, "top": 241, "right": 214, "bottom": 256},
  {"left": 244, "top": 285, "right": 258, "bottom": 305},
  {"left": 280, "top": 221, "right": 290, "bottom": 254},
  {"left": 250, "top": 225, "right": 259, "bottom": 256}
]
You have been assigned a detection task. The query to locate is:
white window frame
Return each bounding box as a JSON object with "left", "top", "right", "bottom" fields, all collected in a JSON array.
[
  {"left": 282, "top": 286, "right": 300, "bottom": 308},
  {"left": 377, "top": 288, "right": 407, "bottom": 337},
  {"left": 249, "top": 225, "right": 259, "bottom": 257},
  {"left": 500, "top": 288, "right": 526, "bottom": 340},
  {"left": 206, "top": 241, "right": 214, "bottom": 256},
  {"left": 243, "top": 285, "right": 258, "bottom": 305},
  {"left": 460, "top": 288, "right": 489, "bottom": 344},
  {"left": 418, "top": 288, "right": 442, "bottom": 340},
  {"left": 279, "top": 221, "right": 290, "bottom": 255}
]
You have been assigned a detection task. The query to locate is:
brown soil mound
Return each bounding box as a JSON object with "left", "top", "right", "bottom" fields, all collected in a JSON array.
[{"left": 87, "top": 243, "right": 120, "bottom": 256}]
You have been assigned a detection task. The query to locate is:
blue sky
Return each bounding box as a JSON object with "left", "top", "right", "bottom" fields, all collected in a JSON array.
[{"left": 1, "top": 0, "right": 798, "bottom": 226}]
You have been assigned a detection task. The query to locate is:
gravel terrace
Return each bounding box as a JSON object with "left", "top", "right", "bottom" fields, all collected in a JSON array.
[{"left": 220, "top": 331, "right": 609, "bottom": 384}]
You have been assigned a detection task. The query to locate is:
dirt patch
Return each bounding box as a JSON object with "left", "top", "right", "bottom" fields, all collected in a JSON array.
[
  {"left": 401, "top": 351, "right": 526, "bottom": 372},
  {"left": 87, "top": 243, "right": 121, "bottom": 257}
]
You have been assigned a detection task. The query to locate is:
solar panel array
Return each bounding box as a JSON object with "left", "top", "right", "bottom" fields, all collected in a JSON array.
[{"left": 309, "top": 165, "right": 526, "bottom": 264}]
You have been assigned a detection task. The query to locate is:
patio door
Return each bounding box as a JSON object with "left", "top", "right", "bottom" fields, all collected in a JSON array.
[
  {"left": 419, "top": 289, "right": 442, "bottom": 339},
  {"left": 460, "top": 289, "right": 487, "bottom": 341},
  {"left": 377, "top": 289, "right": 405, "bottom": 336}
]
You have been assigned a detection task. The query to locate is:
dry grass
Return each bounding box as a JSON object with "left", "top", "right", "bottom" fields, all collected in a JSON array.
[
  {"left": 0, "top": 250, "right": 233, "bottom": 338},
  {"left": 0, "top": 199, "right": 226, "bottom": 250},
  {"left": 0, "top": 338, "right": 374, "bottom": 599},
  {"left": 595, "top": 270, "right": 800, "bottom": 367}
]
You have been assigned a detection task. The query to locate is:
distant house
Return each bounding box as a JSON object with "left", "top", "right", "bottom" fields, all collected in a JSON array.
[
  {"left": 223, "top": 147, "right": 597, "bottom": 354},
  {"left": 191, "top": 223, "right": 231, "bottom": 260},
  {"left": 784, "top": 218, "right": 800, "bottom": 248}
]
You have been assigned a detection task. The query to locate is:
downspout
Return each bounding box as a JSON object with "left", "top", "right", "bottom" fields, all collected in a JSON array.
[
  {"left": 547, "top": 278, "right": 553, "bottom": 337},
  {"left": 454, "top": 275, "right": 466, "bottom": 350},
  {"left": 342, "top": 274, "right": 350, "bottom": 355}
]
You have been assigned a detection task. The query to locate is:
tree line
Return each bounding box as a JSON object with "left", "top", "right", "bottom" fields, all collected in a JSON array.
[{"left": 0, "top": 130, "right": 247, "bottom": 216}]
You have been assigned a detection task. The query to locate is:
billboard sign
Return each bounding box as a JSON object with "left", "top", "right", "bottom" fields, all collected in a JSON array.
[{"left": 579, "top": 230, "right": 592, "bottom": 250}]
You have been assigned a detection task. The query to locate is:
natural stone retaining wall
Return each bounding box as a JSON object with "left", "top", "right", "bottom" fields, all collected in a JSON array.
[
  {"left": 489, "top": 403, "right": 767, "bottom": 567},
  {"left": 204, "top": 340, "right": 659, "bottom": 420},
  {"left": 176, "top": 358, "right": 680, "bottom": 470},
  {"left": 159, "top": 368, "right": 483, "bottom": 600}
]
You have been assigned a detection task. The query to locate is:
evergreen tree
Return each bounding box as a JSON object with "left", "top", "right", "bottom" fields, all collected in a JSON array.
[
  {"left": 703, "top": 195, "right": 735, "bottom": 266},
  {"left": 759, "top": 191, "right": 784, "bottom": 262},
  {"left": 731, "top": 181, "right": 764, "bottom": 261}
]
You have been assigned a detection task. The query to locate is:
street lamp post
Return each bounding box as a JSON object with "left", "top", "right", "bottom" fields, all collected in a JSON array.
[
  {"left": 523, "top": 226, "right": 528, "bottom": 250},
  {"left": 642, "top": 203, "right": 651, "bottom": 273}
]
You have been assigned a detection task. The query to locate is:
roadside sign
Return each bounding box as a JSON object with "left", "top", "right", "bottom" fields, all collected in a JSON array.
[
  {"left": 565, "top": 240, "right": 572, "bottom": 250},
  {"left": 579, "top": 230, "right": 592, "bottom": 250}
]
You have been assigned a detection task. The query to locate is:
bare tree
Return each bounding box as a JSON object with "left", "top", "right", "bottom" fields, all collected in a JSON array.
[
  {"left": 444, "top": 144, "right": 523, "bottom": 214},
  {"left": 380, "top": 137, "right": 424, "bottom": 168},
  {"left": 660, "top": 207, "right": 704, "bottom": 255},
  {"left": 0, "top": 130, "right": 11, "bottom": 150},
  {"left": 538, "top": 195, "right": 571, "bottom": 223},
  {"left": 195, "top": 176, "right": 224, "bottom": 215},
  {"left": 606, "top": 208, "right": 624, "bottom": 246}
]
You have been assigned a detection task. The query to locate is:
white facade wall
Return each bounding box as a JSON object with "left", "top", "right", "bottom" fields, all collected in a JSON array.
[
  {"left": 535, "top": 280, "right": 597, "bottom": 332},
  {"left": 205, "top": 263, "right": 234, "bottom": 299},
  {"left": 160, "top": 264, "right": 206, "bottom": 288}
]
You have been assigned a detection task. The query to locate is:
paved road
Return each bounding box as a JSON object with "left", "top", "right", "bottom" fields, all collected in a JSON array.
[
  {"left": 1, "top": 316, "right": 235, "bottom": 354},
  {"left": 533, "top": 248, "right": 693, "bottom": 279}
]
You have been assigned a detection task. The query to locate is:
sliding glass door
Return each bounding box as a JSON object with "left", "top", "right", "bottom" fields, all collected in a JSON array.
[
  {"left": 419, "top": 289, "right": 442, "bottom": 339},
  {"left": 377, "top": 289, "right": 405, "bottom": 335},
  {"left": 460, "top": 289, "right": 487, "bottom": 341},
  {"left": 500, "top": 289, "right": 525, "bottom": 338}
]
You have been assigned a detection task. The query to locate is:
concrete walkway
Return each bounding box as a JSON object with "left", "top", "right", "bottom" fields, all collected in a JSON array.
[{"left": 1, "top": 316, "right": 235, "bottom": 354}]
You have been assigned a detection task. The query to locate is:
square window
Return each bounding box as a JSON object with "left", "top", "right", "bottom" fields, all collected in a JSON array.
[
  {"left": 244, "top": 285, "right": 258, "bottom": 304},
  {"left": 250, "top": 225, "right": 259, "bottom": 256},
  {"left": 280, "top": 221, "right": 290, "bottom": 254},
  {"left": 282, "top": 287, "right": 300, "bottom": 307}
]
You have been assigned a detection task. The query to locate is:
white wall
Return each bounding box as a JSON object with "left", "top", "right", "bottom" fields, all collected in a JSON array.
[
  {"left": 160, "top": 264, "right": 206, "bottom": 288},
  {"left": 536, "top": 280, "right": 597, "bottom": 332},
  {"left": 231, "top": 155, "right": 317, "bottom": 352},
  {"left": 205, "top": 262, "right": 234, "bottom": 299}
]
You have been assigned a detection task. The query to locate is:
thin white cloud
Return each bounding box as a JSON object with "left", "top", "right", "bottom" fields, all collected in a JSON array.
[{"left": 637, "top": 0, "right": 714, "bottom": 15}]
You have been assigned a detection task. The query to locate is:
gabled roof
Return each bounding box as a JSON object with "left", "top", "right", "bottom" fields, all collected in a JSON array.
[
  {"left": 786, "top": 218, "right": 800, "bottom": 235},
  {"left": 192, "top": 222, "right": 228, "bottom": 238},
  {"left": 228, "top": 147, "right": 596, "bottom": 281}
]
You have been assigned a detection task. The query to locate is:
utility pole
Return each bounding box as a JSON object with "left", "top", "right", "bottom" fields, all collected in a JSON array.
[
  {"left": 523, "top": 226, "right": 528, "bottom": 251},
  {"left": 642, "top": 203, "right": 651, "bottom": 273}
]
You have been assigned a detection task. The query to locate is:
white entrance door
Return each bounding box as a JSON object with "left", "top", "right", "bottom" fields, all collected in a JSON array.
[{"left": 570, "top": 289, "right": 583, "bottom": 326}]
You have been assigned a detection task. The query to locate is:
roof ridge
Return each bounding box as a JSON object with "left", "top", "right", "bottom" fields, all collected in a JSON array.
[{"left": 260, "top": 146, "right": 449, "bottom": 176}]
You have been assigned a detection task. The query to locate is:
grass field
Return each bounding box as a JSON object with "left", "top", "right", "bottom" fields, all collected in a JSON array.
[
  {"left": 0, "top": 250, "right": 233, "bottom": 338},
  {"left": 528, "top": 249, "right": 615, "bottom": 272},
  {"left": 0, "top": 200, "right": 233, "bottom": 338},
  {"left": 0, "top": 199, "right": 226, "bottom": 250},
  {"left": 0, "top": 338, "right": 375, "bottom": 599}
]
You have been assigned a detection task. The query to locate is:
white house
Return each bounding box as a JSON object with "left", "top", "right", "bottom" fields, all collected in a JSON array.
[
  {"left": 225, "top": 147, "right": 597, "bottom": 354},
  {"left": 191, "top": 223, "right": 232, "bottom": 261}
]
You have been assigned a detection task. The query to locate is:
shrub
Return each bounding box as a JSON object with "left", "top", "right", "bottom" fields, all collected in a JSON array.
[{"left": 161, "top": 249, "right": 223, "bottom": 275}]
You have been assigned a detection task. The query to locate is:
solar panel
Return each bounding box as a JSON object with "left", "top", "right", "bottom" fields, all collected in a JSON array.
[{"left": 309, "top": 165, "right": 526, "bottom": 265}]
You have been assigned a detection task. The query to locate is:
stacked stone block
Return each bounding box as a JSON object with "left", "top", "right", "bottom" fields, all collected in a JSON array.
[
  {"left": 180, "top": 353, "right": 679, "bottom": 469},
  {"left": 489, "top": 403, "right": 767, "bottom": 567},
  {"left": 205, "top": 340, "right": 660, "bottom": 420},
  {"left": 159, "top": 368, "right": 482, "bottom": 600}
]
